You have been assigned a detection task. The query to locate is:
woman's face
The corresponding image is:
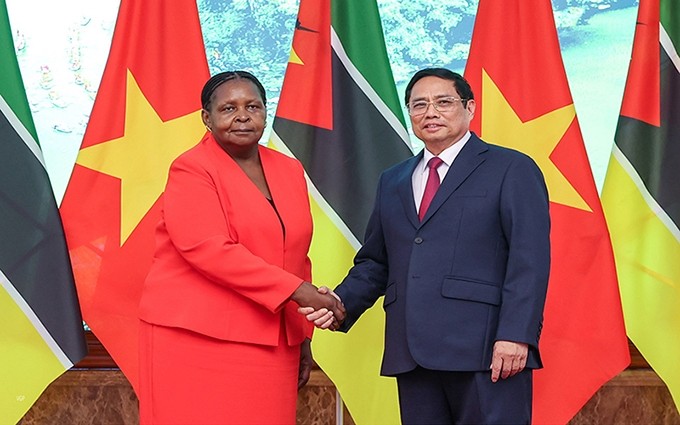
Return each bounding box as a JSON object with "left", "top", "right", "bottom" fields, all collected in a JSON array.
[{"left": 202, "top": 79, "right": 266, "bottom": 152}]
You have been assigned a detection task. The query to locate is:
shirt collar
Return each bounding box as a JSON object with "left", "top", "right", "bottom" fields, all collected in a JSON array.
[{"left": 422, "top": 131, "right": 471, "bottom": 167}]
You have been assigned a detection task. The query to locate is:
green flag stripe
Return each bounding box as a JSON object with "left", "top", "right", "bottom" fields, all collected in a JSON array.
[
  {"left": 331, "top": 0, "right": 405, "bottom": 122},
  {"left": 0, "top": 96, "right": 45, "bottom": 169},
  {"left": 330, "top": 27, "right": 410, "bottom": 147},
  {"left": 661, "top": 1, "right": 679, "bottom": 52},
  {"left": 611, "top": 144, "right": 680, "bottom": 242},
  {"left": 0, "top": 1, "right": 38, "bottom": 142},
  {"left": 0, "top": 270, "right": 73, "bottom": 368}
]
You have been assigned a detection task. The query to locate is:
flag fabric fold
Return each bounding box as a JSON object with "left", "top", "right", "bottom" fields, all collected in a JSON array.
[
  {"left": 1, "top": 0, "right": 87, "bottom": 421},
  {"left": 601, "top": 0, "right": 680, "bottom": 413},
  {"left": 59, "top": 0, "right": 210, "bottom": 392},
  {"left": 464, "top": 1, "right": 630, "bottom": 423},
  {"left": 270, "top": 0, "right": 412, "bottom": 423}
]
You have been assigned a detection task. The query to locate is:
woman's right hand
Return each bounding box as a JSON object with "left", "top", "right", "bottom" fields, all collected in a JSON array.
[{"left": 292, "top": 282, "right": 345, "bottom": 329}]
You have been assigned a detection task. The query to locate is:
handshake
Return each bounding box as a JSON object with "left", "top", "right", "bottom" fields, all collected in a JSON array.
[{"left": 291, "top": 282, "right": 346, "bottom": 330}]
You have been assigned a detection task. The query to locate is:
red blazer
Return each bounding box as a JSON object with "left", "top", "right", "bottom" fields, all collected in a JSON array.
[{"left": 139, "top": 134, "right": 313, "bottom": 346}]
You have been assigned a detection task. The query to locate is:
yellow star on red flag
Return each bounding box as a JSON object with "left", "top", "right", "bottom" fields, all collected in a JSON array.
[
  {"left": 76, "top": 70, "right": 205, "bottom": 244},
  {"left": 480, "top": 69, "right": 590, "bottom": 212}
]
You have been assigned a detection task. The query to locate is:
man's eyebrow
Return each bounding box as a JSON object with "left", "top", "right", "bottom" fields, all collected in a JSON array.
[{"left": 409, "top": 93, "right": 459, "bottom": 102}]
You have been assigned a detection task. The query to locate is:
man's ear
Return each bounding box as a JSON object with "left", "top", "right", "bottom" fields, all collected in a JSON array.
[{"left": 466, "top": 99, "right": 476, "bottom": 118}]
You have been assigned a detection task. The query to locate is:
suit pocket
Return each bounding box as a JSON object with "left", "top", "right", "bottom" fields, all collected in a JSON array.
[
  {"left": 441, "top": 276, "right": 501, "bottom": 306},
  {"left": 383, "top": 281, "right": 397, "bottom": 308}
]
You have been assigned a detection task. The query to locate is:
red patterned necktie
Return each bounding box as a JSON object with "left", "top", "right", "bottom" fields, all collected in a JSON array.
[{"left": 419, "top": 157, "right": 444, "bottom": 221}]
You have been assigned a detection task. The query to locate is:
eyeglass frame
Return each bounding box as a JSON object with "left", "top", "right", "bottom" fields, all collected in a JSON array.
[{"left": 406, "top": 97, "right": 469, "bottom": 116}]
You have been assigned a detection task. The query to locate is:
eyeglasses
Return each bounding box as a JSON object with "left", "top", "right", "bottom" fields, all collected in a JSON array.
[{"left": 407, "top": 97, "right": 468, "bottom": 116}]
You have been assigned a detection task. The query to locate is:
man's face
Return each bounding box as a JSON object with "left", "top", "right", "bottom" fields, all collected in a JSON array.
[{"left": 408, "top": 76, "right": 475, "bottom": 152}]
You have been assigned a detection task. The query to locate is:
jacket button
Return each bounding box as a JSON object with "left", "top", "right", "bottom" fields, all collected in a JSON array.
[{"left": 414, "top": 237, "right": 423, "bottom": 244}]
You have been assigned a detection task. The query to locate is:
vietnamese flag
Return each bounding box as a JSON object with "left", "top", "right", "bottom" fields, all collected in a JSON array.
[
  {"left": 60, "top": 0, "right": 210, "bottom": 392},
  {"left": 464, "top": 1, "right": 630, "bottom": 423}
]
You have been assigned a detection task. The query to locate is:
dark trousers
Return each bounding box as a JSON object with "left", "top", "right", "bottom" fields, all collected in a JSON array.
[{"left": 396, "top": 366, "right": 532, "bottom": 425}]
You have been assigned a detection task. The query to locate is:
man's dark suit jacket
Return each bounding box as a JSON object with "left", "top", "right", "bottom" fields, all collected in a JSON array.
[{"left": 335, "top": 133, "right": 551, "bottom": 376}]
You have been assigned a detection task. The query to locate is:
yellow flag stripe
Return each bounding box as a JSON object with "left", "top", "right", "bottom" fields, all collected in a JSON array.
[
  {"left": 609, "top": 145, "right": 680, "bottom": 241},
  {"left": 269, "top": 130, "right": 401, "bottom": 424},
  {"left": 307, "top": 192, "right": 401, "bottom": 425},
  {"left": 0, "top": 270, "right": 72, "bottom": 369},
  {"left": 0, "top": 271, "right": 70, "bottom": 420},
  {"left": 602, "top": 154, "right": 680, "bottom": 408}
]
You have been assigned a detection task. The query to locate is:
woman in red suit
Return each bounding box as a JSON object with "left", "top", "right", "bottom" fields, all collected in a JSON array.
[{"left": 138, "top": 71, "right": 343, "bottom": 424}]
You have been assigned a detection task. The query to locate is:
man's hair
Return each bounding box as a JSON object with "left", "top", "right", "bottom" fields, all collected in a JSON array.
[{"left": 404, "top": 68, "right": 474, "bottom": 106}]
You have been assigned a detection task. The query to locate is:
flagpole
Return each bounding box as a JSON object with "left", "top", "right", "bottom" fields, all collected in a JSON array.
[{"left": 335, "top": 390, "right": 344, "bottom": 425}]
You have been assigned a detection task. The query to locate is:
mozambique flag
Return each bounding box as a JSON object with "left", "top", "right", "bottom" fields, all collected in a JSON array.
[
  {"left": 464, "top": 1, "right": 630, "bottom": 423},
  {"left": 0, "top": 1, "right": 87, "bottom": 421},
  {"left": 269, "top": 0, "right": 412, "bottom": 423},
  {"left": 59, "top": 0, "right": 209, "bottom": 392},
  {"left": 601, "top": 0, "right": 680, "bottom": 412}
]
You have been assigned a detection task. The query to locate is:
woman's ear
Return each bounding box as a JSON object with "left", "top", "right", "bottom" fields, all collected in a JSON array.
[{"left": 201, "top": 109, "right": 211, "bottom": 132}]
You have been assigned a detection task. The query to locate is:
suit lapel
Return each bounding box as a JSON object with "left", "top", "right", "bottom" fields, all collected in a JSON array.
[
  {"left": 420, "top": 135, "right": 488, "bottom": 224},
  {"left": 225, "top": 145, "right": 287, "bottom": 241},
  {"left": 397, "top": 152, "right": 423, "bottom": 229},
  {"left": 259, "top": 146, "right": 288, "bottom": 217}
]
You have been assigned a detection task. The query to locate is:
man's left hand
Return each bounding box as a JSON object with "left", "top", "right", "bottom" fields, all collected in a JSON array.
[{"left": 490, "top": 340, "right": 528, "bottom": 382}]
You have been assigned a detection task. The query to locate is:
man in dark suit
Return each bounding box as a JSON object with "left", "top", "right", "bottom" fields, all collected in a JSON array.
[{"left": 302, "top": 68, "right": 550, "bottom": 424}]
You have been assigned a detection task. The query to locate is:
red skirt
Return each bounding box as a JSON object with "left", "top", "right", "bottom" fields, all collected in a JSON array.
[{"left": 139, "top": 320, "right": 300, "bottom": 424}]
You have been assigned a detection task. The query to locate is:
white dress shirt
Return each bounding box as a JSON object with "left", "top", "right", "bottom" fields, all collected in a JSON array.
[{"left": 412, "top": 131, "right": 471, "bottom": 215}]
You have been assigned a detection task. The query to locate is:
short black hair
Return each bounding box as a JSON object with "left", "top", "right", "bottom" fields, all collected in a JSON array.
[
  {"left": 404, "top": 68, "right": 474, "bottom": 106},
  {"left": 201, "top": 71, "right": 267, "bottom": 110}
]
